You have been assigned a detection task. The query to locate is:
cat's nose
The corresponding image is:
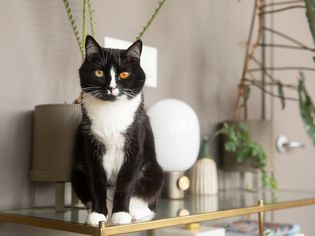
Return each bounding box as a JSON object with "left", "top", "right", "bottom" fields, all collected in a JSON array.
[{"left": 108, "top": 86, "right": 119, "bottom": 96}]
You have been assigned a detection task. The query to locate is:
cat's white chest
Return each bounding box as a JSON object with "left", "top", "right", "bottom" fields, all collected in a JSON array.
[{"left": 83, "top": 94, "right": 141, "bottom": 181}]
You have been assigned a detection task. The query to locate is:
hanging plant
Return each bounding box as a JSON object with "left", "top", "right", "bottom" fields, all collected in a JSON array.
[
  {"left": 305, "top": 0, "right": 315, "bottom": 44},
  {"left": 298, "top": 72, "right": 315, "bottom": 146},
  {"left": 63, "top": 0, "right": 95, "bottom": 61},
  {"left": 136, "top": 0, "right": 166, "bottom": 40},
  {"left": 63, "top": 0, "right": 167, "bottom": 61}
]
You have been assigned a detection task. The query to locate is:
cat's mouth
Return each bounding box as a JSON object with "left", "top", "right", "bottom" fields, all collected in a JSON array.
[
  {"left": 108, "top": 87, "right": 119, "bottom": 96},
  {"left": 85, "top": 87, "right": 123, "bottom": 102}
]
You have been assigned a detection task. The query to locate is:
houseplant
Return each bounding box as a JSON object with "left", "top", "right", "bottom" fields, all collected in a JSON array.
[{"left": 218, "top": 0, "right": 315, "bottom": 190}]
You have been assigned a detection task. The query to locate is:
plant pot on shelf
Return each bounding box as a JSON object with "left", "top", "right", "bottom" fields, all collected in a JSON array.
[
  {"left": 218, "top": 120, "right": 273, "bottom": 190},
  {"left": 30, "top": 104, "right": 81, "bottom": 211}
]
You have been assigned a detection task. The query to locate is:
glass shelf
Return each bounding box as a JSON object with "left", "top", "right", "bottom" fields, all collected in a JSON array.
[{"left": 1, "top": 189, "right": 315, "bottom": 236}]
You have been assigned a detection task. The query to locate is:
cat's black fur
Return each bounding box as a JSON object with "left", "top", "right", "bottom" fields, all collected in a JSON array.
[{"left": 71, "top": 36, "right": 163, "bottom": 223}]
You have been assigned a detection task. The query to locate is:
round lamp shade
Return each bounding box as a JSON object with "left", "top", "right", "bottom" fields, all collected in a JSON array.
[{"left": 147, "top": 99, "right": 200, "bottom": 172}]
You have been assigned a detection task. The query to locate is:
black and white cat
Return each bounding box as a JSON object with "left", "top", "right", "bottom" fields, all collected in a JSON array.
[{"left": 71, "top": 35, "right": 163, "bottom": 226}]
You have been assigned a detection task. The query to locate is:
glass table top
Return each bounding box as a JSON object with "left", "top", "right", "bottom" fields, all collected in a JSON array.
[{"left": 1, "top": 189, "right": 315, "bottom": 227}]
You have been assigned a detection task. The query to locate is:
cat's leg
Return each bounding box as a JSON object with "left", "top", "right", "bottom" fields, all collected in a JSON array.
[
  {"left": 130, "top": 161, "right": 163, "bottom": 222},
  {"left": 86, "top": 162, "right": 108, "bottom": 226},
  {"left": 130, "top": 121, "right": 163, "bottom": 222},
  {"left": 111, "top": 161, "right": 141, "bottom": 224},
  {"left": 71, "top": 156, "right": 107, "bottom": 226},
  {"left": 81, "top": 137, "right": 108, "bottom": 226},
  {"left": 71, "top": 165, "right": 91, "bottom": 207},
  {"left": 72, "top": 131, "right": 92, "bottom": 207}
]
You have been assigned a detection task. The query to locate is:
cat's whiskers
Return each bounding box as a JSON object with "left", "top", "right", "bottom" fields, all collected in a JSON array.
[
  {"left": 121, "top": 89, "right": 137, "bottom": 97},
  {"left": 82, "top": 91, "right": 101, "bottom": 105},
  {"left": 83, "top": 86, "right": 102, "bottom": 91}
]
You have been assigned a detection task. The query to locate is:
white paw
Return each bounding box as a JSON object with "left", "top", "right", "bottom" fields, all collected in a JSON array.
[
  {"left": 129, "top": 197, "right": 155, "bottom": 222},
  {"left": 130, "top": 207, "right": 155, "bottom": 222},
  {"left": 86, "top": 212, "right": 107, "bottom": 226},
  {"left": 111, "top": 212, "right": 132, "bottom": 225}
]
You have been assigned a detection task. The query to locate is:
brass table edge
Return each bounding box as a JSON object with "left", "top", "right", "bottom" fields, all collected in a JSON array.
[
  {"left": 0, "top": 212, "right": 98, "bottom": 235},
  {"left": 1, "top": 197, "right": 315, "bottom": 236},
  {"left": 101, "top": 197, "right": 315, "bottom": 235}
]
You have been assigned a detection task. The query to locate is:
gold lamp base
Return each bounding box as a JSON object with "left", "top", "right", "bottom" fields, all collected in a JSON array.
[{"left": 162, "top": 171, "right": 190, "bottom": 199}]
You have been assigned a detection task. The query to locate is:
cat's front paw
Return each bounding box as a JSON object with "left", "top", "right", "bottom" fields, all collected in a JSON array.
[
  {"left": 111, "top": 212, "right": 132, "bottom": 224},
  {"left": 130, "top": 207, "right": 155, "bottom": 222},
  {"left": 86, "top": 212, "right": 107, "bottom": 226}
]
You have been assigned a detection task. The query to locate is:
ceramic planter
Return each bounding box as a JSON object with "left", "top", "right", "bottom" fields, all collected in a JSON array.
[
  {"left": 30, "top": 104, "right": 81, "bottom": 211},
  {"left": 30, "top": 104, "right": 81, "bottom": 182}
]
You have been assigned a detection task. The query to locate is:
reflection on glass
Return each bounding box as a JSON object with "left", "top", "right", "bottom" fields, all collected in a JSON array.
[{"left": 2, "top": 189, "right": 315, "bottom": 226}]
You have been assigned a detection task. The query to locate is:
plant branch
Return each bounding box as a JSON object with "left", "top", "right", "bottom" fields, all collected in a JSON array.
[
  {"left": 136, "top": 0, "right": 167, "bottom": 40},
  {"left": 250, "top": 56, "right": 300, "bottom": 88},
  {"left": 249, "top": 66, "right": 315, "bottom": 73},
  {"left": 63, "top": 0, "right": 84, "bottom": 58},
  {"left": 262, "top": 5, "right": 306, "bottom": 14},
  {"left": 246, "top": 77, "right": 297, "bottom": 89},
  {"left": 264, "top": 0, "right": 304, "bottom": 8},
  {"left": 82, "top": 0, "right": 87, "bottom": 59},
  {"left": 247, "top": 79, "right": 299, "bottom": 101},
  {"left": 233, "top": 0, "right": 259, "bottom": 120},
  {"left": 258, "top": 43, "right": 315, "bottom": 52},
  {"left": 87, "top": 0, "right": 95, "bottom": 37},
  {"left": 264, "top": 27, "right": 310, "bottom": 49}
]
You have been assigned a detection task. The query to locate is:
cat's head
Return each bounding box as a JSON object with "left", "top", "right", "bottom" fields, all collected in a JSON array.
[{"left": 79, "top": 35, "right": 145, "bottom": 101}]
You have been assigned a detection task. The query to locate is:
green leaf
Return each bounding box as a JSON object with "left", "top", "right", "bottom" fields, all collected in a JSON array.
[
  {"left": 298, "top": 72, "right": 315, "bottom": 146},
  {"left": 305, "top": 0, "right": 315, "bottom": 45},
  {"left": 277, "top": 81, "right": 285, "bottom": 110},
  {"left": 240, "top": 85, "right": 251, "bottom": 108},
  {"left": 237, "top": 121, "right": 248, "bottom": 131},
  {"left": 217, "top": 121, "right": 276, "bottom": 189},
  {"left": 225, "top": 142, "right": 236, "bottom": 152}
]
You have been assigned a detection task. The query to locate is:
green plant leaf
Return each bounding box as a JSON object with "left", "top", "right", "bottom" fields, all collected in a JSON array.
[
  {"left": 240, "top": 85, "right": 251, "bottom": 108},
  {"left": 298, "top": 72, "right": 315, "bottom": 146},
  {"left": 136, "top": 0, "right": 167, "bottom": 40},
  {"left": 218, "top": 122, "right": 276, "bottom": 189},
  {"left": 305, "top": 0, "right": 315, "bottom": 45},
  {"left": 63, "top": 0, "right": 84, "bottom": 59},
  {"left": 277, "top": 81, "right": 285, "bottom": 110}
]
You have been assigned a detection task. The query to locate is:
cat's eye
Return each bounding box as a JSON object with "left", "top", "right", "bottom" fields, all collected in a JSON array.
[
  {"left": 95, "top": 70, "right": 104, "bottom": 77},
  {"left": 119, "top": 72, "right": 130, "bottom": 80}
]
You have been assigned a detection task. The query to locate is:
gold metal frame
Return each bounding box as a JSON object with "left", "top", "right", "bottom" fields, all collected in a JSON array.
[{"left": 1, "top": 197, "right": 315, "bottom": 236}]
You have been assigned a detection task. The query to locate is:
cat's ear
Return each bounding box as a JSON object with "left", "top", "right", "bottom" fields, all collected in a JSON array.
[
  {"left": 126, "top": 40, "right": 142, "bottom": 60},
  {"left": 85, "top": 35, "right": 101, "bottom": 57}
]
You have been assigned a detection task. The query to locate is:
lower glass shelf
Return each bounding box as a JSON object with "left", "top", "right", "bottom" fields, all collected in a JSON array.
[{"left": 1, "top": 189, "right": 315, "bottom": 235}]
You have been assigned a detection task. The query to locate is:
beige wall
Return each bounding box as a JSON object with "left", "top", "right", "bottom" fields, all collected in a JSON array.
[{"left": 3, "top": 0, "right": 310, "bottom": 235}]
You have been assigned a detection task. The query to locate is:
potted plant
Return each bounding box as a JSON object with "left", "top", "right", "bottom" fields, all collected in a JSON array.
[{"left": 218, "top": 0, "right": 315, "bottom": 190}]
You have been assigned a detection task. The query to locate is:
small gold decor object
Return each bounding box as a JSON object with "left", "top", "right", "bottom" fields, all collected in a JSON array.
[
  {"left": 185, "top": 223, "right": 201, "bottom": 231},
  {"left": 177, "top": 176, "right": 190, "bottom": 191}
]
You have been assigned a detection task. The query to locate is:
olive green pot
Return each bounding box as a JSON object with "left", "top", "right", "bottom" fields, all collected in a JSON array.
[{"left": 30, "top": 104, "right": 82, "bottom": 182}]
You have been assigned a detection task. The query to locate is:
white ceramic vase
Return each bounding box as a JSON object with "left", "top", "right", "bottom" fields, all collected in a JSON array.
[{"left": 190, "top": 137, "right": 218, "bottom": 195}]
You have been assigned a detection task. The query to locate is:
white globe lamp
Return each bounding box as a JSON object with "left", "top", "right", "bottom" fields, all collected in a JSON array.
[{"left": 147, "top": 99, "right": 200, "bottom": 199}]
